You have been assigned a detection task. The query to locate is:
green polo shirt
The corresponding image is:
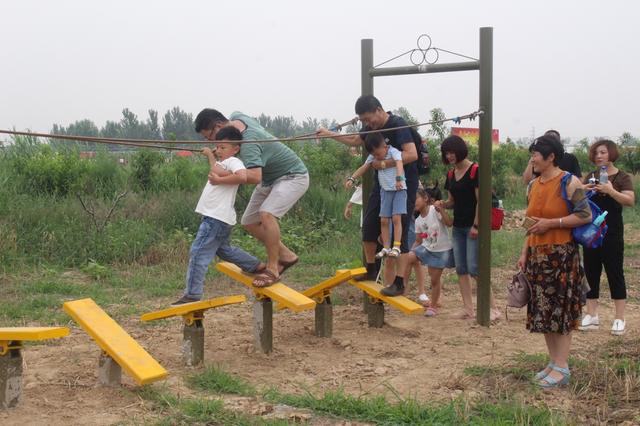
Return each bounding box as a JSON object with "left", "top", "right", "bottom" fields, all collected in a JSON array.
[{"left": 230, "top": 111, "right": 307, "bottom": 186}]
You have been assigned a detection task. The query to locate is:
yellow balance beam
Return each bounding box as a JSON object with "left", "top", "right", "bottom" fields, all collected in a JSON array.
[
  {"left": 215, "top": 262, "right": 315, "bottom": 313},
  {"left": 302, "top": 267, "right": 367, "bottom": 302},
  {"left": 0, "top": 327, "right": 69, "bottom": 341},
  {"left": 63, "top": 298, "right": 168, "bottom": 385},
  {"left": 140, "top": 295, "right": 246, "bottom": 323},
  {"left": 348, "top": 279, "right": 423, "bottom": 315}
]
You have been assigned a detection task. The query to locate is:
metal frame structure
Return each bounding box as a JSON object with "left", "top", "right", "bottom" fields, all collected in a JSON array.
[{"left": 360, "top": 27, "right": 493, "bottom": 326}]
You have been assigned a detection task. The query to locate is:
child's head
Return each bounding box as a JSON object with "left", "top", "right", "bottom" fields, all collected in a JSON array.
[
  {"left": 364, "top": 132, "right": 388, "bottom": 160},
  {"left": 214, "top": 126, "right": 242, "bottom": 160},
  {"left": 415, "top": 182, "right": 442, "bottom": 211}
]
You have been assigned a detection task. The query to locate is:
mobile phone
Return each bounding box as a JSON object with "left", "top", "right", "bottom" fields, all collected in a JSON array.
[
  {"left": 588, "top": 177, "right": 599, "bottom": 185},
  {"left": 522, "top": 216, "right": 538, "bottom": 229}
]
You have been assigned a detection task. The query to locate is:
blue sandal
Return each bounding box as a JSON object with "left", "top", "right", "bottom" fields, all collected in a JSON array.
[
  {"left": 538, "top": 365, "right": 570, "bottom": 389},
  {"left": 534, "top": 362, "right": 555, "bottom": 380}
]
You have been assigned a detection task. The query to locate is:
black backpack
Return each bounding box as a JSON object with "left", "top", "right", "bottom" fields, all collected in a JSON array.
[{"left": 410, "top": 127, "right": 430, "bottom": 175}]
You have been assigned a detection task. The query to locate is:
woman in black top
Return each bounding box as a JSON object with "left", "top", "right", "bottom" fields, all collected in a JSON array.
[
  {"left": 579, "top": 139, "right": 635, "bottom": 336},
  {"left": 439, "top": 136, "right": 500, "bottom": 320}
]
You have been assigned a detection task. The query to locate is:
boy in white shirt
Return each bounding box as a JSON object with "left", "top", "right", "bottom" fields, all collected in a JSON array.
[{"left": 172, "top": 126, "right": 265, "bottom": 305}]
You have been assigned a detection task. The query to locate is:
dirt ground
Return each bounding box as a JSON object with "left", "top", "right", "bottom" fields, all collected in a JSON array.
[{"left": 2, "top": 263, "right": 639, "bottom": 425}]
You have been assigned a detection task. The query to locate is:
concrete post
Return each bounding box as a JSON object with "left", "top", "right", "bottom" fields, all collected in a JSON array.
[
  {"left": 314, "top": 297, "right": 333, "bottom": 337},
  {"left": 182, "top": 320, "right": 204, "bottom": 366},
  {"left": 366, "top": 298, "right": 385, "bottom": 328},
  {"left": 0, "top": 349, "right": 22, "bottom": 408},
  {"left": 98, "top": 352, "right": 121, "bottom": 387},
  {"left": 253, "top": 298, "right": 273, "bottom": 354}
]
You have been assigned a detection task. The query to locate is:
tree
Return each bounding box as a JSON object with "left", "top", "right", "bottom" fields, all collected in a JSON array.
[
  {"left": 618, "top": 132, "right": 639, "bottom": 147},
  {"left": 427, "top": 108, "right": 449, "bottom": 142},
  {"left": 392, "top": 107, "right": 419, "bottom": 126},
  {"left": 162, "top": 107, "right": 199, "bottom": 141}
]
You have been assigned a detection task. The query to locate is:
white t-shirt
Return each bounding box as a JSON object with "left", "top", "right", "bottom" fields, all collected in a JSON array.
[
  {"left": 195, "top": 157, "right": 246, "bottom": 225},
  {"left": 415, "top": 206, "right": 452, "bottom": 252}
]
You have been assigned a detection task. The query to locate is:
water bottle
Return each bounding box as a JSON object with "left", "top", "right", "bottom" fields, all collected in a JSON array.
[
  {"left": 599, "top": 166, "right": 608, "bottom": 185},
  {"left": 593, "top": 211, "right": 608, "bottom": 227}
]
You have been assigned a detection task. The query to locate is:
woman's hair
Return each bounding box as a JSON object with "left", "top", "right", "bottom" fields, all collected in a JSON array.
[
  {"left": 529, "top": 134, "right": 564, "bottom": 166},
  {"left": 440, "top": 135, "right": 468, "bottom": 164},
  {"left": 589, "top": 139, "right": 619, "bottom": 163},
  {"left": 417, "top": 181, "right": 442, "bottom": 201}
]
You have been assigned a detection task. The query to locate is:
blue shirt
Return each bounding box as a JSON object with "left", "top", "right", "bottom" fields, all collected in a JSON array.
[{"left": 366, "top": 146, "right": 406, "bottom": 191}]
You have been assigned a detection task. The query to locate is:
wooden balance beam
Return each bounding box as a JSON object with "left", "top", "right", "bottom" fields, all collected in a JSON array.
[
  {"left": 215, "top": 262, "right": 315, "bottom": 353},
  {"left": 348, "top": 278, "right": 423, "bottom": 327},
  {"left": 63, "top": 298, "right": 167, "bottom": 386},
  {"left": 140, "top": 295, "right": 246, "bottom": 366},
  {"left": 0, "top": 327, "right": 69, "bottom": 408}
]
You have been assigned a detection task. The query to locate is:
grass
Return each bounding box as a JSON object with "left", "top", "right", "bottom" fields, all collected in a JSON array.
[{"left": 183, "top": 365, "right": 564, "bottom": 425}]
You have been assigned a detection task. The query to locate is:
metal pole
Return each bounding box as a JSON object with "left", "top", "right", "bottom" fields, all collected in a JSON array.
[
  {"left": 369, "top": 61, "right": 479, "bottom": 77},
  {"left": 477, "top": 27, "right": 493, "bottom": 327}
]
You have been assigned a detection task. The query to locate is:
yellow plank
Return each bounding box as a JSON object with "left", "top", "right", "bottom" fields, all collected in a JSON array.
[
  {"left": 63, "top": 298, "right": 168, "bottom": 385},
  {"left": 348, "top": 279, "right": 423, "bottom": 315},
  {"left": 302, "top": 270, "right": 352, "bottom": 300},
  {"left": 140, "top": 295, "right": 246, "bottom": 322},
  {"left": 215, "top": 262, "right": 315, "bottom": 313},
  {"left": 0, "top": 327, "right": 69, "bottom": 341}
]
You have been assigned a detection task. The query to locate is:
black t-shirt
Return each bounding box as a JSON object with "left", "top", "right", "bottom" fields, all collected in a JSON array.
[
  {"left": 361, "top": 114, "right": 419, "bottom": 201},
  {"left": 583, "top": 169, "right": 634, "bottom": 238},
  {"left": 445, "top": 163, "right": 479, "bottom": 227},
  {"left": 533, "top": 152, "right": 582, "bottom": 178}
]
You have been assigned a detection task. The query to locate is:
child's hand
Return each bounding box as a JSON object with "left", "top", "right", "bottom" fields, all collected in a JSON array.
[
  {"left": 395, "top": 181, "right": 403, "bottom": 190},
  {"left": 201, "top": 147, "right": 214, "bottom": 157},
  {"left": 208, "top": 172, "right": 220, "bottom": 185},
  {"left": 345, "top": 179, "right": 354, "bottom": 189}
]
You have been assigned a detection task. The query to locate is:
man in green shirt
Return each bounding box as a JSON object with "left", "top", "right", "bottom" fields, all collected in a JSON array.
[{"left": 195, "top": 109, "right": 309, "bottom": 287}]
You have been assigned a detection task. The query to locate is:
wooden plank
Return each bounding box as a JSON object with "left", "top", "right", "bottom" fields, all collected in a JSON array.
[
  {"left": 140, "top": 295, "right": 246, "bottom": 322},
  {"left": 302, "top": 270, "right": 353, "bottom": 300},
  {"left": 215, "top": 262, "right": 315, "bottom": 313},
  {"left": 348, "top": 279, "right": 423, "bottom": 315},
  {"left": 0, "top": 327, "right": 69, "bottom": 341},
  {"left": 63, "top": 298, "right": 168, "bottom": 385}
]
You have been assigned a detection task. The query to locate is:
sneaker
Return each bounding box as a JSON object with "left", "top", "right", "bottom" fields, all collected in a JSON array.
[
  {"left": 579, "top": 314, "right": 600, "bottom": 331},
  {"left": 380, "top": 282, "right": 404, "bottom": 297},
  {"left": 611, "top": 319, "right": 626, "bottom": 336},
  {"left": 388, "top": 247, "right": 401, "bottom": 258},
  {"left": 171, "top": 295, "right": 201, "bottom": 306},
  {"left": 418, "top": 293, "right": 429, "bottom": 303},
  {"left": 375, "top": 248, "right": 390, "bottom": 259}
]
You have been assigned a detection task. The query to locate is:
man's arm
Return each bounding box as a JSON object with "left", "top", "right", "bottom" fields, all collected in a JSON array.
[
  {"left": 372, "top": 140, "right": 418, "bottom": 170},
  {"left": 245, "top": 168, "right": 262, "bottom": 185},
  {"left": 315, "top": 128, "right": 364, "bottom": 147},
  {"left": 209, "top": 169, "right": 247, "bottom": 185}
]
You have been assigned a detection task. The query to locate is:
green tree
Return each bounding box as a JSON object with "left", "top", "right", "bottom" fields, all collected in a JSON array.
[{"left": 427, "top": 108, "right": 449, "bottom": 142}]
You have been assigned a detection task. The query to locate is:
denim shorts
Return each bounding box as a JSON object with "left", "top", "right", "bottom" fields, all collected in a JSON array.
[
  {"left": 413, "top": 245, "right": 455, "bottom": 269},
  {"left": 451, "top": 226, "right": 478, "bottom": 277},
  {"left": 379, "top": 189, "right": 407, "bottom": 218}
]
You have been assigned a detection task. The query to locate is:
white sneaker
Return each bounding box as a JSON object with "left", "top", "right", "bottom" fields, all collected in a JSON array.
[
  {"left": 579, "top": 314, "right": 599, "bottom": 331},
  {"left": 611, "top": 319, "right": 626, "bottom": 336},
  {"left": 418, "top": 293, "right": 429, "bottom": 303}
]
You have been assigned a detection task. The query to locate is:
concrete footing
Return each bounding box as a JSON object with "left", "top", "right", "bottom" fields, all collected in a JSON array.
[
  {"left": 182, "top": 320, "right": 205, "bottom": 367},
  {"left": 366, "top": 298, "right": 385, "bottom": 328},
  {"left": 0, "top": 348, "right": 23, "bottom": 409},
  {"left": 253, "top": 298, "right": 273, "bottom": 354},
  {"left": 98, "top": 352, "right": 121, "bottom": 386},
  {"left": 314, "top": 298, "right": 333, "bottom": 337}
]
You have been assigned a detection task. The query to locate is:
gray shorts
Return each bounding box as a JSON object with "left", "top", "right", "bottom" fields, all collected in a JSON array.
[{"left": 241, "top": 173, "right": 310, "bottom": 225}]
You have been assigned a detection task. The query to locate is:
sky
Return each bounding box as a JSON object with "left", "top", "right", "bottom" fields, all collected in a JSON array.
[{"left": 1, "top": 0, "right": 639, "bottom": 142}]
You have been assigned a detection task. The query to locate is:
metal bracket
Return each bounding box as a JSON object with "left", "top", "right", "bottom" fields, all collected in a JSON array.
[
  {"left": 0, "top": 340, "right": 22, "bottom": 356},
  {"left": 313, "top": 290, "right": 332, "bottom": 304},
  {"left": 182, "top": 310, "right": 204, "bottom": 326}
]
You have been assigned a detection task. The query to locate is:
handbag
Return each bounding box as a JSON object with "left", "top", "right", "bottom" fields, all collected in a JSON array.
[{"left": 507, "top": 271, "right": 531, "bottom": 308}]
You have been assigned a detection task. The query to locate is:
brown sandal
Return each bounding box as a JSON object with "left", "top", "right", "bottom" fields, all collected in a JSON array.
[
  {"left": 278, "top": 257, "right": 299, "bottom": 275},
  {"left": 252, "top": 269, "right": 280, "bottom": 288}
]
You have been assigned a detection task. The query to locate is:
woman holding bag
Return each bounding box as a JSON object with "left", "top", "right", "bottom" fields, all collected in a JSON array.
[{"left": 517, "top": 134, "right": 591, "bottom": 389}]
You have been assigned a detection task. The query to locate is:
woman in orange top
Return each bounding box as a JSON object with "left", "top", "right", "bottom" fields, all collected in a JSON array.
[{"left": 517, "top": 135, "right": 591, "bottom": 389}]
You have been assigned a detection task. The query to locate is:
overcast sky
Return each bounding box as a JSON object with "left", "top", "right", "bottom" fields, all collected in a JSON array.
[{"left": 2, "top": 0, "right": 638, "bottom": 142}]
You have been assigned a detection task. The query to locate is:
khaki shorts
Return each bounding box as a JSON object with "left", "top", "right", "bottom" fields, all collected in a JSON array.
[{"left": 241, "top": 173, "right": 309, "bottom": 225}]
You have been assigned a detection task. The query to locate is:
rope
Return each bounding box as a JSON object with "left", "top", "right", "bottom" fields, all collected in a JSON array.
[{"left": 0, "top": 110, "right": 482, "bottom": 149}]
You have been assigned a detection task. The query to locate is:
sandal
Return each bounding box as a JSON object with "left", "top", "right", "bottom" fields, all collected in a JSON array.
[
  {"left": 278, "top": 257, "right": 299, "bottom": 275},
  {"left": 252, "top": 269, "right": 280, "bottom": 288},
  {"left": 425, "top": 307, "right": 438, "bottom": 317},
  {"left": 253, "top": 263, "right": 267, "bottom": 274},
  {"left": 535, "top": 362, "right": 555, "bottom": 381},
  {"left": 538, "top": 365, "right": 570, "bottom": 389}
]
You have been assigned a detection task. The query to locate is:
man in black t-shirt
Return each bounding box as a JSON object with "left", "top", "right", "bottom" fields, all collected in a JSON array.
[
  {"left": 523, "top": 129, "right": 581, "bottom": 183},
  {"left": 317, "top": 95, "right": 418, "bottom": 296}
]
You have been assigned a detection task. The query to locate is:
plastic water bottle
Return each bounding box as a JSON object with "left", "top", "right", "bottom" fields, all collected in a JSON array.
[
  {"left": 599, "top": 166, "right": 608, "bottom": 185},
  {"left": 593, "top": 211, "right": 608, "bottom": 226}
]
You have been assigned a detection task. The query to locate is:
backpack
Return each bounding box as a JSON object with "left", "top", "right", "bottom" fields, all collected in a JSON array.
[
  {"left": 447, "top": 163, "right": 504, "bottom": 230},
  {"left": 559, "top": 172, "right": 608, "bottom": 248},
  {"left": 409, "top": 127, "right": 430, "bottom": 175}
]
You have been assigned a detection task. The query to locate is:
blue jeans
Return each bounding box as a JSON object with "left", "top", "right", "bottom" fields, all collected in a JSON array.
[
  {"left": 184, "top": 216, "right": 261, "bottom": 298},
  {"left": 452, "top": 226, "right": 478, "bottom": 277}
]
